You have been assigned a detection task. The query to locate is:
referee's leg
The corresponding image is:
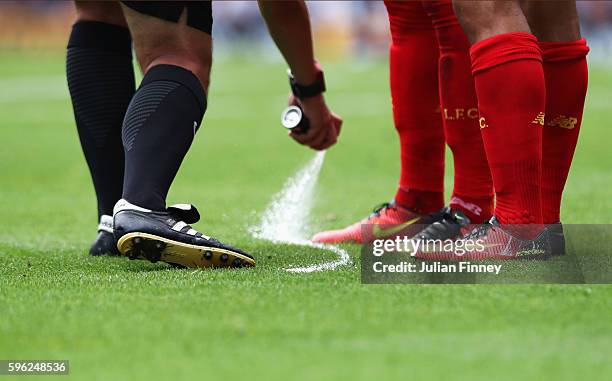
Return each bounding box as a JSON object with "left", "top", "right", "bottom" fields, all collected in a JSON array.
[
  {"left": 66, "top": 1, "right": 134, "bottom": 255},
  {"left": 119, "top": 3, "right": 212, "bottom": 210}
]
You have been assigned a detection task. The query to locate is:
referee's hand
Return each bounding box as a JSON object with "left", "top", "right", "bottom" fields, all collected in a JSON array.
[{"left": 287, "top": 93, "right": 342, "bottom": 151}]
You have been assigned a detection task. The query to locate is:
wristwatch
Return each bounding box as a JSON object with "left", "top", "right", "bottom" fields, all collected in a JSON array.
[{"left": 288, "top": 63, "right": 326, "bottom": 99}]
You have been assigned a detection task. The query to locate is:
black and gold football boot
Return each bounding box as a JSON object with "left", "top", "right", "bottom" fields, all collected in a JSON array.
[{"left": 113, "top": 199, "right": 255, "bottom": 269}]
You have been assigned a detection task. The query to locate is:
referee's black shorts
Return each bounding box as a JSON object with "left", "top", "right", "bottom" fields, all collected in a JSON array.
[{"left": 121, "top": 1, "right": 213, "bottom": 35}]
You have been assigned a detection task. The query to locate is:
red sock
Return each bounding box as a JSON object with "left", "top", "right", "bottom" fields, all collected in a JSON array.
[
  {"left": 385, "top": 1, "right": 445, "bottom": 215},
  {"left": 470, "top": 32, "right": 546, "bottom": 230},
  {"left": 539, "top": 39, "right": 589, "bottom": 224},
  {"left": 423, "top": 0, "right": 494, "bottom": 223}
]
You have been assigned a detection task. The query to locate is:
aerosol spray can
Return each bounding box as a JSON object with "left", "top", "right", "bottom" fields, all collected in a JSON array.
[{"left": 281, "top": 105, "right": 310, "bottom": 135}]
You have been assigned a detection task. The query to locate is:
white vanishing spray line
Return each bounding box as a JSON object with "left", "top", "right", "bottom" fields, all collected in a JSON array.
[
  {"left": 285, "top": 240, "right": 351, "bottom": 273},
  {"left": 249, "top": 151, "right": 351, "bottom": 273}
]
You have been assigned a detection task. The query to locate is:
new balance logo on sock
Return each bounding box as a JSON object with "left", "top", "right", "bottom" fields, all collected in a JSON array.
[
  {"left": 548, "top": 115, "right": 578, "bottom": 129},
  {"left": 532, "top": 112, "right": 545, "bottom": 126}
]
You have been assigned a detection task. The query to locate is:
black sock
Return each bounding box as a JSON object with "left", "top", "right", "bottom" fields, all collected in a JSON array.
[
  {"left": 67, "top": 21, "right": 135, "bottom": 218},
  {"left": 122, "top": 64, "right": 207, "bottom": 211}
]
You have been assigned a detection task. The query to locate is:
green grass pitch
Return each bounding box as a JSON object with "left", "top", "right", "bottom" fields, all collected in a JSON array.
[{"left": 1, "top": 50, "right": 611, "bottom": 380}]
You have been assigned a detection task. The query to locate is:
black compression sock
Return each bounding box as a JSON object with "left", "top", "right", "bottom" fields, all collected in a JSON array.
[
  {"left": 67, "top": 21, "right": 135, "bottom": 218},
  {"left": 121, "top": 64, "right": 207, "bottom": 211}
]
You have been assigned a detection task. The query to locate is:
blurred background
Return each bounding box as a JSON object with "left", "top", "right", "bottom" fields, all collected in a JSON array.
[{"left": 1, "top": 0, "right": 610, "bottom": 61}]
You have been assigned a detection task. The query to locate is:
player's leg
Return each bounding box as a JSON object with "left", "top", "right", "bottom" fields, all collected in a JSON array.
[
  {"left": 423, "top": 0, "right": 494, "bottom": 226},
  {"left": 385, "top": 0, "right": 446, "bottom": 217},
  {"left": 113, "top": 2, "right": 254, "bottom": 268},
  {"left": 414, "top": 1, "right": 552, "bottom": 260},
  {"left": 312, "top": 1, "right": 447, "bottom": 244},
  {"left": 454, "top": 0, "right": 545, "bottom": 230},
  {"left": 66, "top": 1, "right": 135, "bottom": 255},
  {"left": 522, "top": 0, "right": 589, "bottom": 225}
]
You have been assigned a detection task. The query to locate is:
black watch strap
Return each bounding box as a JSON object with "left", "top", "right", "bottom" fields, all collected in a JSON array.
[{"left": 288, "top": 69, "right": 326, "bottom": 99}]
